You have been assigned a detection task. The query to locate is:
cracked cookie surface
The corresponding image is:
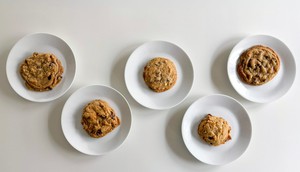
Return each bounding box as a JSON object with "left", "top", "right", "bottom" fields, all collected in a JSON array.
[
  {"left": 20, "top": 52, "right": 64, "bottom": 91},
  {"left": 81, "top": 100, "right": 120, "bottom": 138},
  {"left": 198, "top": 114, "right": 231, "bottom": 146},
  {"left": 143, "top": 57, "right": 177, "bottom": 92},
  {"left": 237, "top": 45, "right": 280, "bottom": 85}
]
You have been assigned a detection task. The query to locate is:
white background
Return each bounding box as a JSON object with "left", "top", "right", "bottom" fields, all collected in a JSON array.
[{"left": 0, "top": 0, "right": 300, "bottom": 171}]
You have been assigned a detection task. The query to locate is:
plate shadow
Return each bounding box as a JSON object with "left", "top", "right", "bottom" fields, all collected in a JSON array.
[
  {"left": 110, "top": 43, "right": 150, "bottom": 111},
  {"left": 0, "top": 35, "right": 24, "bottom": 100},
  {"left": 210, "top": 37, "right": 264, "bottom": 109},
  {"left": 165, "top": 95, "right": 208, "bottom": 164}
]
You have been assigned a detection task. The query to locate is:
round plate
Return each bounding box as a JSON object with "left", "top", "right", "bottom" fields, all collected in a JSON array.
[
  {"left": 182, "top": 94, "right": 252, "bottom": 165},
  {"left": 227, "top": 35, "right": 296, "bottom": 103},
  {"left": 125, "top": 41, "right": 194, "bottom": 110},
  {"left": 61, "top": 85, "right": 132, "bottom": 155},
  {"left": 6, "top": 33, "right": 76, "bottom": 102}
]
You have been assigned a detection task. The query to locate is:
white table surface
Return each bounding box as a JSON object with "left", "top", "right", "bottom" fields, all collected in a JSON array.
[{"left": 1, "top": 0, "right": 300, "bottom": 171}]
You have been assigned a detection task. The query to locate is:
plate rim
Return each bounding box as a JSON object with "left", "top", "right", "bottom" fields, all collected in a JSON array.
[
  {"left": 124, "top": 40, "right": 194, "bottom": 110},
  {"left": 6, "top": 32, "right": 76, "bottom": 102},
  {"left": 61, "top": 84, "right": 132, "bottom": 155},
  {"left": 227, "top": 34, "right": 296, "bottom": 103},
  {"left": 181, "top": 94, "right": 252, "bottom": 165}
]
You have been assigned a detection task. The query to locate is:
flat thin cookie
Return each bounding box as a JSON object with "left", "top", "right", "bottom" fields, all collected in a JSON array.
[{"left": 237, "top": 45, "right": 280, "bottom": 85}]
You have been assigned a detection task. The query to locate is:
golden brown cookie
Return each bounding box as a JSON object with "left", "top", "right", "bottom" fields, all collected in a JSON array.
[
  {"left": 20, "top": 52, "right": 64, "bottom": 91},
  {"left": 143, "top": 57, "right": 177, "bottom": 92},
  {"left": 81, "top": 100, "right": 121, "bottom": 138},
  {"left": 198, "top": 114, "right": 231, "bottom": 146},
  {"left": 237, "top": 45, "right": 280, "bottom": 85}
]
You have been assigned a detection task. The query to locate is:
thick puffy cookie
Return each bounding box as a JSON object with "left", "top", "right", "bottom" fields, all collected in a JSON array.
[
  {"left": 81, "top": 100, "right": 120, "bottom": 138},
  {"left": 143, "top": 57, "right": 177, "bottom": 92},
  {"left": 237, "top": 45, "right": 280, "bottom": 86},
  {"left": 198, "top": 114, "right": 231, "bottom": 146},
  {"left": 20, "top": 52, "right": 64, "bottom": 91}
]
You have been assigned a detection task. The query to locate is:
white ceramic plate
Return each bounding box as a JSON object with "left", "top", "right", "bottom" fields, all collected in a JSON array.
[
  {"left": 182, "top": 94, "right": 252, "bottom": 165},
  {"left": 227, "top": 35, "right": 296, "bottom": 103},
  {"left": 6, "top": 33, "right": 76, "bottom": 102},
  {"left": 61, "top": 85, "right": 132, "bottom": 155},
  {"left": 125, "top": 41, "right": 194, "bottom": 110}
]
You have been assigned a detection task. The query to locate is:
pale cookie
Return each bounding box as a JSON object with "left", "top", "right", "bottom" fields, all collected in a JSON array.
[
  {"left": 237, "top": 45, "right": 280, "bottom": 85},
  {"left": 20, "top": 52, "right": 64, "bottom": 91},
  {"left": 81, "top": 99, "right": 120, "bottom": 138},
  {"left": 198, "top": 114, "right": 231, "bottom": 146},
  {"left": 143, "top": 57, "right": 177, "bottom": 92}
]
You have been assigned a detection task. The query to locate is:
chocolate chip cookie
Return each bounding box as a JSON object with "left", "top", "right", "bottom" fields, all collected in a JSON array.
[
  {"left": 237, "top": 45, "right": 280, "bottom": 85},
  {"left": 143, "top": 57, "right": 177, "bottom": 92},
  {"left": 20, "top": 52, "right": 64, "bottom": 91},
  {"left": 198, "top": 114, "right": 231, "bottom": 146},
  {"left": 81, "top": 99, "right": 120, "bottom": 138}
]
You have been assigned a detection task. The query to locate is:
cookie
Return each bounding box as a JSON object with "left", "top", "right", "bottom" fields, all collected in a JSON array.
[
  {"left": 237, "top": 45, "right": 280, "bottom": 85},
  {"left": 20, "top": 52, "right": 64, "bottom": 91},
  {"left": 81, "top": 99, "right": 120, "bottom": 138},
  {"left": 143, "top": 57, "right": 177, "bottom": 92},
  {"left": 198, "top": 114, "right": 231, "bottom": 146}
]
